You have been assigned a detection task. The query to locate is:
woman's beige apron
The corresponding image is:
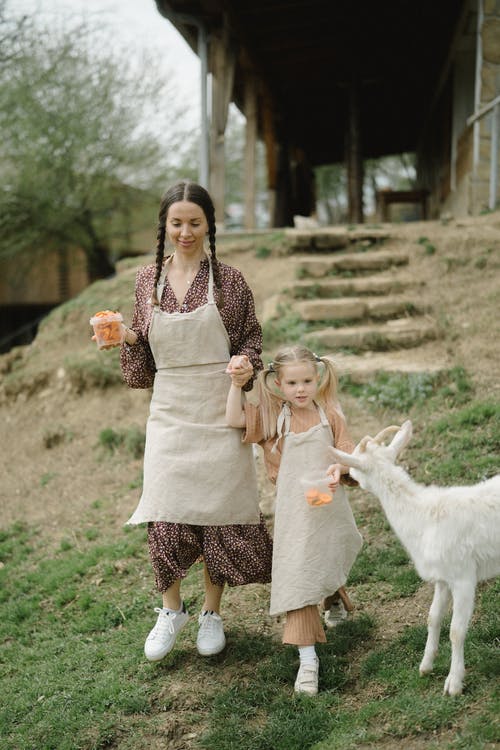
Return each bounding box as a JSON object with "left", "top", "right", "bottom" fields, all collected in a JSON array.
[
  {"left": 269, "top": 403, "right": 362, "bottom": 615},
  {"left": 127, "top": 258, "right": 260, "bottom": 526}
]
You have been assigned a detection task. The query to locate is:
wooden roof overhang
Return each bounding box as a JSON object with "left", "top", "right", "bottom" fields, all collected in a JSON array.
[{"left": 155, "top": 0, "right": 466, "bottom": 167}]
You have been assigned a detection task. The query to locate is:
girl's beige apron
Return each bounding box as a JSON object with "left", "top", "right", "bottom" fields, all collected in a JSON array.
[
  {"left": 127, "top": 258, "right": 260, "bottom": 526},
  {"left": 270, "top": 403, "right": 362, "bottom": 616}
]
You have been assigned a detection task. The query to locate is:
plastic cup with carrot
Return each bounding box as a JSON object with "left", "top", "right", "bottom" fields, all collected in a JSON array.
[
  {"left": 90, "top": 310, "right": 125, "bottom": 349},
  {"left": 300, "top": 476, "right": 333, "bottom": 507}
]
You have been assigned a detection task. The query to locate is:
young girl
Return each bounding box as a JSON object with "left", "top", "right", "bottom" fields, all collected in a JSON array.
[{"left": 226, "top": 345, "right": 362, "bottom": 695}]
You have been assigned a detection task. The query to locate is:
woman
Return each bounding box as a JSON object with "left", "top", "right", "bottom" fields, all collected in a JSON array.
[{"left": 118, "top": 180, "right": 272, "bottom": 661}]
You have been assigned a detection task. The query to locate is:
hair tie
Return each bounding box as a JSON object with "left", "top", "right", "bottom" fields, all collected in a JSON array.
[
  {"left": 267, "top": 361, "right": 275, "bottom": 372},
  {"left": 313, "top": 353, "right": 322, "bottom": 363}
]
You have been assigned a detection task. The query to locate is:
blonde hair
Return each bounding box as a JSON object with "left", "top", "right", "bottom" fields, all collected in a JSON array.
[{"left": 256, "top": 345, "right": 338, "bottom": 439}]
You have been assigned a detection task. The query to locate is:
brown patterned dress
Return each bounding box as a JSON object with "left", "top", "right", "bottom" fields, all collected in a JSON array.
[{"left": 120, "top": 256, "right": 272, "bottom": 591}]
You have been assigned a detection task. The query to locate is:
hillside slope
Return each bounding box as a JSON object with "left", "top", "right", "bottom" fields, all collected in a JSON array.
[{"left": 0, "top": 213, "right": 499, "bottom": 538}]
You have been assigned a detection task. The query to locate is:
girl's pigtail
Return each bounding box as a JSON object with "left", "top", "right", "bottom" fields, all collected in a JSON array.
[
  {"left": 315, "top": 354, "right": 339, "bottom": 409},
  {"left": 256, "top": 365, "right": 283, "bottom": 439}
]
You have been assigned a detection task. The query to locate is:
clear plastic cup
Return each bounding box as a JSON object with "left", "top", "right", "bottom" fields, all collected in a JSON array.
[
  {"left": 90, "top": 310, "right": 124, "bottom": 349},
  {"left": 300, "top": 476, "right": 333, "bottom": 507}
]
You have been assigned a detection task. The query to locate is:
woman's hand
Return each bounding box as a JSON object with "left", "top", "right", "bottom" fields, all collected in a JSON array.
[
  {"left": 92, "top": 323, "right": 136, "bottom": 350},
  {"left": 326, "top": 463, "right": 342, "bottom": 493},
  {"left": 226, "top": 355, "right": 253, "bottom": 387},
  {"left": 91, "top": 337, "right": 121, "bottom": 350}
]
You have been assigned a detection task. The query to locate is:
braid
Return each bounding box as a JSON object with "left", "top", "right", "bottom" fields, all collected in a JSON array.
[
  {"left": 151, "top": 207, "right": 167, "bottom": 306},
  {"left": 207, "top": 205, "right": 224, "bottom": 309},
  {"left": 151, "top": 181, "right": 187, "bottom": 305}
]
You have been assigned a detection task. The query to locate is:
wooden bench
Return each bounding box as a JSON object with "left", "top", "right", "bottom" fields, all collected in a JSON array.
[{"left": 376, "top": 189, "right": 430, "bottom": 221}]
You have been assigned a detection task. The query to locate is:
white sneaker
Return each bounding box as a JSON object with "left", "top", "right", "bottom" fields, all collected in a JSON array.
[
  {"left": 196, "top": 611, "right": 226, "bottom": 656},
  {"left": 144, "top": 605, "right": 189, "bottom": 662},
  {"left": 294, "top": 658, "right": 319, "bottom": 695},
  {"left": 324, "top": 600, "right": 347, "bottom": 629}
]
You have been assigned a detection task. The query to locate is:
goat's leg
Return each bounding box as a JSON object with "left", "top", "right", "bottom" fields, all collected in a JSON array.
[
  {"left": 444, "top": 578, "right": 476, "bottom": 696},
  {"left": 419, "top": 581, "right": 450, "bottom": 676}
]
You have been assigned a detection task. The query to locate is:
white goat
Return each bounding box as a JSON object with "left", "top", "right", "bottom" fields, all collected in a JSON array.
[{"left": 330, "top": 420, "right": 500, "bottom": 696}]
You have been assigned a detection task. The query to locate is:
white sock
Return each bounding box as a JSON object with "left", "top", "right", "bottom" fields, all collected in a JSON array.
[
  {"left": 298, "top": 645, "right": 317, "bottom": 664},
  {"left": 162, "top": 602, "right": 184, "bottom": 614}
]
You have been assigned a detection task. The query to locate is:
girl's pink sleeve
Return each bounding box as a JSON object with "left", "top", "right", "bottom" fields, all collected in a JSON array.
[
  {"left": 328, "top": 403, "right": 355, "bottom": 453},
  {"left": 328, "top": 403, "right": 359, "bottom": 486}
]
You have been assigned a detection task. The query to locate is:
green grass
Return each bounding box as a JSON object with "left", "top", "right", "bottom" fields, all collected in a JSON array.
[
  {"left": 0, "top": 523, "right": 152, "bottom": 749},
  {"left": 340, "top": 367, "right": 473, "bottom": 412},
  {"left": 262, "top": 306, "right": 310, "bottom": 348},
  {"left": 348, "top": 539, "right": 421, "bottom": 598},
  {"left": 64, "top": 352, "right": 123, "bottom": 392},
  {"left": 411, "top": 401, "right": 500, "bottom": 483},
  {"left": 417, "top": 236, "right": 437, "bottom": 255},
  {"left": 97, "top": 425, "right": 146, "bottom": 459},
  {"left": 255, "top": 245, "right": 272, "bottom": 259}
]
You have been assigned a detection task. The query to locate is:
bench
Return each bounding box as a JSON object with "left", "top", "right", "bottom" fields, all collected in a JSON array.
[{"left": 376, "top": 189, "right": 430, "bottom": 221}]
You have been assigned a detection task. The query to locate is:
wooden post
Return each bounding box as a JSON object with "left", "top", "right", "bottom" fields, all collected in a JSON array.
[
  {"left": 291, "top": 147, "right": 315, "bottom": 217},
  {"left": 274, "top": 135, "right": 294, "bottom": 227},
  {"left": 244, "top": 77, "right": 257, "bottom": 229},
  {"left": 209, "top": 26, "right": 235, "bottom": 226},
  {"left": 262, "top": 95, "right": 277, "bottom": 226},
  {"left": 346, "top": 75, "right": 364, "bottom": 223}
]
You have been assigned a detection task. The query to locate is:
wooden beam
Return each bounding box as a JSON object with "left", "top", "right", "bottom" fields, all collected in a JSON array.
[
  {"left": 209, "top": 23, "right": 235, "bottom": 226},
  {"left": 261, "top": 94, "right": 278, "bottom": 225}
]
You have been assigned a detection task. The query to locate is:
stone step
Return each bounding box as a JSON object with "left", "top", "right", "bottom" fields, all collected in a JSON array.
[
  {"left": 295, "top": 250, "right": 409, "bottom": 277},
  {"left": 289, "top": 274, "right": 421, "bottom": 299},
  {"left": 304, "top": 317, "right": 439, "bottom": 350},
  {"left": 330, "top": 345, "right": 451, "bottom": 382},
  {"left": 285, "top": 226, "right": 391, "bottom": 251},
  {"left": 295, "top": 295, "right": 426, "bottom": 322}
]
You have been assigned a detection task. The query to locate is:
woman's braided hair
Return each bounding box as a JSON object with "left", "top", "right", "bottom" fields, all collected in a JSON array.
[{"left": 150, "top": 180, "right": 223, "bottom": 307}]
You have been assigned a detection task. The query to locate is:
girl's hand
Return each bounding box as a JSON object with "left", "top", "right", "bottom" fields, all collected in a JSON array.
[
  {"left": 226, "top": 355, "right": 253, "bottom": 387},
  {"left": 326, "top": 464, "right": 342, "bottom": 493}
]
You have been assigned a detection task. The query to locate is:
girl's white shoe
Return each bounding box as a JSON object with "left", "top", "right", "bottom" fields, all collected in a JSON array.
[
  {"left": 294, "top": 657, "right": 319, "bottom": 695},
  {"left": 324, "top": 600, "right": 347, "bottom": 629}
]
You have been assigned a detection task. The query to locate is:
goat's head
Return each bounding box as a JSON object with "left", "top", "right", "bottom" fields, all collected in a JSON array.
[{"left": 329, "top": 420, "right": 413, "bottom": 488}]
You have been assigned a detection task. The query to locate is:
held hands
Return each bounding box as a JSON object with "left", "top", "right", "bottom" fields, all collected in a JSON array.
[{"left": 226, "top": 354, "right": 253, "bottom": 387}]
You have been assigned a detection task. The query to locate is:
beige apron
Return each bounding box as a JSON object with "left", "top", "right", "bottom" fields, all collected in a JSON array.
[
  {"left": 269, "top": 403, "right": 362, "bottom": 616},
  {"left": 126, "top": 257, "right": 260, "bottom": 526}
]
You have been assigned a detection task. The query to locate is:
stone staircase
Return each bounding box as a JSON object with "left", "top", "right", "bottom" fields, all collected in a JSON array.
[{"left": 263, "top": 227, "right": 447, "bottom": 380}]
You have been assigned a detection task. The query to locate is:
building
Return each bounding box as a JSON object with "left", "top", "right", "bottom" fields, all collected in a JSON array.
[{"left": 155, "top": 0, "right": 500, "bottom": 225}]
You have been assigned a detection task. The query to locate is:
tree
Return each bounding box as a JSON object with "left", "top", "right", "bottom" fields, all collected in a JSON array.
[
  {"left": 315, "top": 164, "right": 347, "bottom": 224},
  {"left": 0, "top": 3, "right": 195, "bottom": 283}
]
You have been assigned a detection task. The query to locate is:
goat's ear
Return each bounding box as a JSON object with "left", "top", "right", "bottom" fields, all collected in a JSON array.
[
  {"left": 389, "top": 420, "right": 413, "bottom": 457},
  {"left": 329, "top": 445, "right": 363, "bottom": 470}
]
